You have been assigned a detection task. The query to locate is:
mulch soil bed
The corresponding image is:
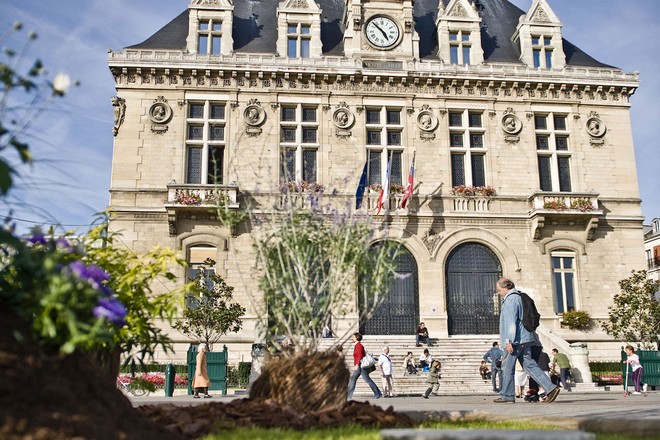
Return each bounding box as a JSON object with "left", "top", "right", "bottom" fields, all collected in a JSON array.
[{"left": 0, "top": 303, "right": 413, "bottom": 439}]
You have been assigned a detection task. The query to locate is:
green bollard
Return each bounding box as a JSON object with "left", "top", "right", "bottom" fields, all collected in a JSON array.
[{"left": 164, "top": 362, "right": 175, "bottom": 397}]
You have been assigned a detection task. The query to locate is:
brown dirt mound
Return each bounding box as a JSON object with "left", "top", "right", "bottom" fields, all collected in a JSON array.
[
  {"left": 139, "top": 398, "right": 414, "bottom": 438},
  {"left": 249, "top": 349, "right": 350, "bottom": 412},
  {"left": 0, "top": 301, "right": 183, "bottom": 440}
]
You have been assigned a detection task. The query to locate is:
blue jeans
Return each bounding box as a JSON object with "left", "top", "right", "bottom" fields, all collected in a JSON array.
[
  {"left": 416, "top": 335, "right": 430, "bottom": 345},
  {"left": 491, "top": 365, "right": 502, "bottom": 391},
  {"left": 559, "top": 367, "right": 572, "bottom": 391},
  {"left": 347, "top": 366, "right": 381, "bottom": 400},
  {"left": 500, "top": 342, "right": 556, "bottom": 401}
]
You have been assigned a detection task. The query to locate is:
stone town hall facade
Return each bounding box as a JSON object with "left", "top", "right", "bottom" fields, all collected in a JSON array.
[{"left": 107, "top": 0, "right": 644, "bottom": 363}]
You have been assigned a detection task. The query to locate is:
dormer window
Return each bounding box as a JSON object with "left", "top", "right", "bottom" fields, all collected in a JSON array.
[
  {"left": 287, "top": 23, "right": 311, "bottom": 58},
  {"left": 532, "top": 35, "right": 553, "bottom": 68},
  {"left": 197, "top": 19, "right": 222, "bottom": 55},
  {"left": 449, "top": 31, "right": 471, "bottom": 65}
]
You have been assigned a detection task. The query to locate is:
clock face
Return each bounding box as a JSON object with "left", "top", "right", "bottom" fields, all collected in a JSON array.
[{"left": 365, "top": 16, "right": 400, "bottom": 49}]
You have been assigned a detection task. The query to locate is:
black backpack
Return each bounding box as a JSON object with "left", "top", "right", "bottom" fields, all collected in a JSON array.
[{"left": 512, "top": 291, "right": 540, "bottom": 332}]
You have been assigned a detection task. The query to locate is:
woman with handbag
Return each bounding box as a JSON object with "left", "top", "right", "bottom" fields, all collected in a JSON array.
[{"left": 346, "top": 332, "right": 382, "bottom": 401}]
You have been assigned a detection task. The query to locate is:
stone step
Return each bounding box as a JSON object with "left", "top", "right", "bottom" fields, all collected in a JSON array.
[{"left": 318, "top": 336, "right": 581, "bottom": 396}]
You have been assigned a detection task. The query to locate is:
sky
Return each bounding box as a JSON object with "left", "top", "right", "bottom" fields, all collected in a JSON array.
[{"left": 1, "top": 0, "right": 659, "bottom": 235}]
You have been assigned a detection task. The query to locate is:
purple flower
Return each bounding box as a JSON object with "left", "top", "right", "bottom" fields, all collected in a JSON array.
[
  {"left": 68, "top": 261, "right": 110, "bottom": 290},
  {"left": 56, "top": 237, "right": 73, "bottom": 251},
  {"left": 93, "top": 297, "right": 127, "bottom": 324},
  {"left": 27, "top": 234, "right": 47, "bottom": 245}
]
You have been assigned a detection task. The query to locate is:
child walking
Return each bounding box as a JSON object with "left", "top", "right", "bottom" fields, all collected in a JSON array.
[
  {"left": 422, "top": 360, "right": 442, "bottom": 398},
  {"left": 623, "top": 345, "right": 648, "bottom": 395}
]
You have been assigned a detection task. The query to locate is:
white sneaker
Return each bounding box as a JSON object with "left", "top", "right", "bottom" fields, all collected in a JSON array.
[
  {"left": 632, "top": 391, "right": 641, "bottom": 395},
  {"left": 643, "top": 383, "right": 648, "bottom": 393}
]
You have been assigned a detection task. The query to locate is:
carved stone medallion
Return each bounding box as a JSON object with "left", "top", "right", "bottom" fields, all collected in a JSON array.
[
  {"left": 332, "top": 107, "right": 354, "bottom": 129},
  {"left": 501, "top": 110, "right": 522, "bottom": 135},
  {"left": 149, "top": 97, "right": 173, "bottom": 124},
  {"left": 586, "top": 113, "right": 606, "bottom": 138},
  {"left": 243, "top": 103, "right": 266, "bottom": 127},
  {"left": 416, "top": 109, "right": 438, "bottom": 132}
]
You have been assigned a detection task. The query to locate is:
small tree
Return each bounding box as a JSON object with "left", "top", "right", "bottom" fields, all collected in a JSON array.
[
  {"left": 253, "top": 192, "right": 401, "bottom": 353},
  {"left": 174, "top": 259, "right": 245, "bottom": 350},
  {"left": 602, "top": 270, "right": 660, "bottom": 349}
]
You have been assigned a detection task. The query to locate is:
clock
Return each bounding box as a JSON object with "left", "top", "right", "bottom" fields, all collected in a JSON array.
[{"left": 365, "top": 16, "right": 400, "bottom": 49}]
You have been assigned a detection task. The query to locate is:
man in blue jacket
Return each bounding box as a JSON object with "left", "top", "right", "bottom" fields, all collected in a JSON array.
[
  {"left": 483, "top": 342, "right": 503, "bottom": 392},
  {"left": 494, "top": 277, "right": 560, "bottom": 404}
]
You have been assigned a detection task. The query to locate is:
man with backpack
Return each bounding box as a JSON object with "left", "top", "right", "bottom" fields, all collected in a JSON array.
[{"left": 494, "top": 277, "right": 560, "bottom": 404}]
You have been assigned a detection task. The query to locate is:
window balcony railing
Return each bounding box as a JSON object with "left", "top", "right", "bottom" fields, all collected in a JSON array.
[
  {"left": 165, "top": 184, "right": 239, "bottom": 236},
  {"left": 648, "top": 256, "right": 660, "bottom": 271},
  {"left": 165, "top": 184, "right": 239, "bottom": 208},
  {"left": 451, "top": 196, "right": 492, "bottom": 212},
  {"left": 365, "top": 189, "right": 405, "bottom": 213},
  {"left": 529, "top": 192, "right": 600, "bottom": 214}
]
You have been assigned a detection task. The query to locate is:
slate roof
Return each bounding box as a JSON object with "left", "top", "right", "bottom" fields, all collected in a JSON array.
[{"left": 127, "top": 0, "right": 612, "bottom": 68}]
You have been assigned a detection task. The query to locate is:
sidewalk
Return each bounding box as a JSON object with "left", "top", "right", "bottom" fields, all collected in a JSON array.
[{"left": 128, "top": 388, "right": 660, "bottom": 436}]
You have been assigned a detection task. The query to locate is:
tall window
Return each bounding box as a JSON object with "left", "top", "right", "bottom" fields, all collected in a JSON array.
[
  {"left": 186, "top": 245, "right": 217, "bottom": 306},
  {"left": 535, "top": 113, "right": 571, "bottom": 192},
  {"left": 551, "top": 251, "right": 576, "bottom": 314},
  {"left": 449, "top": 30, "right": 471, "bottom": 65},
  {"left": 366, "top": 107, "right": 403, "bottom": 188},
  {"left": 449, "top": 110, "right": 486, "bottom": 187},
  {"left": 197, "top": 19, "right": 222, "bottom": 55},
  {"left": 287, "top": 23, "right": 311, "bottom": 58},
  {"left": 280, "top": 104, "right": 318, "bottom": 182},
  {"left": 532, "top": 35, "right": 553, "bottom": 68},
  {"left": 186, "top": 101, "right": 226, "bottom": 184}
]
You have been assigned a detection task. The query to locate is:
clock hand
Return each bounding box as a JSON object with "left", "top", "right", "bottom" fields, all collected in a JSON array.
[{"left": 374, "top": 24, "right": 390, "bottom": 40}]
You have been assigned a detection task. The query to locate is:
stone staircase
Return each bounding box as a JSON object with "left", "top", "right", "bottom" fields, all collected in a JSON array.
[
  {"left": 317, "top": 335, "right": 588, "bottom": 397},
  {"left": 318, "top": 335, "right": 497, "bottom": 396}
]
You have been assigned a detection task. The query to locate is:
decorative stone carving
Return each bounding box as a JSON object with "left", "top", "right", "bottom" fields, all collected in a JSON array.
[
  {"left": 332, "top": 103, "right": 355, "bottom": 129},
  {"left": 244, "top": 99, "right": 266, "bottom": 137},
  {"left": 111, "top": 96, "right": 126, "bottom": 137},
  {"left": 333, "top": 103, "right": 354, "bottom": 139},
  {"left": 532, "top": 7, "right": 551, "bottom": 23},
  {"left": 586, "top": 111, "right": 606, "bottom": 146},
  {"left": 149, "top": 96, "right": 172, "bottom": 124},
  {"left": 501, "top": 109, "right": 522, "bottom": 135},
  {"left": 422, "top": 228, "right": 443, "bottom": 254},
  {"left": 149, "top": 97, "right": 172, "bottom": 134},
  {"left": 416, "top": 106, "right": 437, "bottom": 141}
]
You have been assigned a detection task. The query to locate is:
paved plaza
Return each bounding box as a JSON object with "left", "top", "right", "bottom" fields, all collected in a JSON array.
[{"left": 129, "top": 388, "right": 660, "bottom": 436}]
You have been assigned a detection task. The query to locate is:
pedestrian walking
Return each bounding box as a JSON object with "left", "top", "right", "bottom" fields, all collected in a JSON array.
[
  {"left": 378, "top": 346, "right": 395, "bottom": 397},
  {"left": 422, "top": 360, "right": 442, "bottom": 398},
  {"left": 193, "top": 344, "right": 212, "bottom": 398},
  {"left": 347, "top": 332, "right": 382, "bottom": 400},
  {"left": 623, "top": 345, "right": 648, "bottom": 395},
  {"left": 551, "top": 348, "right": 573, "bottom": 392},
  {"left": 483, "top": 341, "right": 503, "bottom": 392},
  {"left": 494, "top": 277, "right": 560, "bottom": 404}
]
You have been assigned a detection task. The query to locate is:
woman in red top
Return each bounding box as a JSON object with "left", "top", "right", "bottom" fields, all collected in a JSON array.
[{"left": 347, "top": 332, "right": 382, "bottom": 400}]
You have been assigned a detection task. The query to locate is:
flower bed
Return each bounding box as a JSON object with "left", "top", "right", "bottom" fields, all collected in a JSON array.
[{"left": 117, "top": 372, "right": 188, "bottom": 388}]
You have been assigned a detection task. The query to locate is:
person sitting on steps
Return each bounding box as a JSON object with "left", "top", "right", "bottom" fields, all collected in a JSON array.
[{"left": 416, "top": 322, "right": 431, "bottom": 347}]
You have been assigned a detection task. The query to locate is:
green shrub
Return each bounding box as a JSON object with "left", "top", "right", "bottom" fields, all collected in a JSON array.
[
  {"left": 561, "top": 310, "right": 591, "bottom": 330},
  {"left": 227, "top": 362, "right": 252, "bottom": 388}
]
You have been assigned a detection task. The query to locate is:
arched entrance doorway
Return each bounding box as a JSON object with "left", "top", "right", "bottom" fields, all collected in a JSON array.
[
  {"left": 360, "top": 245, "right": 419, "bottom": 335},
  {"left": 445, "top": 242, "right": 502, "bottom": 335}
]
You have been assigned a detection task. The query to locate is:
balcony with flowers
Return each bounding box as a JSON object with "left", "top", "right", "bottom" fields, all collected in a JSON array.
[
  {"left": 279, "top": 181, "right": 325, "bottom": 209},
  {"left": 164, "top": 183, "right": 240, "bottom": 235},
  {"left": 528, "top": 192, "right": 602, "bottom": 241},
  {"left": 365, "top": 183, "right": 406, "bottom": 212},
  {"left": 450, "top": 185, "right": 497, "bottom": 212}
]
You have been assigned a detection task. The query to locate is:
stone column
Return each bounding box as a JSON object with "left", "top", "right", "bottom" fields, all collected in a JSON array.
[{"left": 569, "top": 342, "right": 593, "bottom": 384}]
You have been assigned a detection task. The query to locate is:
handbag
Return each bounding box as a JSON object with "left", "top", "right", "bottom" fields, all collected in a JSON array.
[{"left": 360, "top": 352, "right": 375, "bottom": 368}]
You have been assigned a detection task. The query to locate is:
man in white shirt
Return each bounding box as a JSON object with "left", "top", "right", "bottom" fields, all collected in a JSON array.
[{"left": 378, "top": 346, "right": 395, "bottom": 397}]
